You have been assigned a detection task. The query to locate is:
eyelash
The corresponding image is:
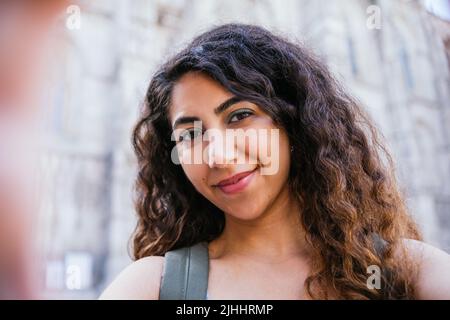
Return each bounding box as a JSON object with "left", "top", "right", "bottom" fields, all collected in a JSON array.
[
  {"left": 175, "top": 108, "right": 254, "bottom": 143},
  {"left": 228, "top": 108, "right": 254, "bottom": 123},
  {"left": 177, "top": 128, "right": 203, "bottom": 143}
]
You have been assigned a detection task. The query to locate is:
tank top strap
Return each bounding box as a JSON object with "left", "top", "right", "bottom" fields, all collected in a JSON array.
[{"left": 159, "top": 241, "right": 209, "bottom": 300}]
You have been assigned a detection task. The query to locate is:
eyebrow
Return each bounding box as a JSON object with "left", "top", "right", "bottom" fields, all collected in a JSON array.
[{"left": 171, "top": 96, "right": 242, "bottom": 130}]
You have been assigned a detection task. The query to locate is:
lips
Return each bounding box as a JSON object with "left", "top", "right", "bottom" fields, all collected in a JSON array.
[
  {"left": 215, "top": 169, "right": 255, "bottom": 186},
  {"left": 213, "top": 168, "right": 257, "bottom": 194}
]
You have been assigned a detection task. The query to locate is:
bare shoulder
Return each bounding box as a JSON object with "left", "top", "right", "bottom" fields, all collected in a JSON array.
[
  {"left": 399, "top": 238, "right": 450, "bottom": 299},
  {"left": 99, "top": 256, "right": 165, "bottom": 300}
]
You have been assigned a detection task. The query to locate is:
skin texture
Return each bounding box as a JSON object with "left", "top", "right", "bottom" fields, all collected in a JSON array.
[{"left": 100, "top": 72, "right": 450, "bottom": 300}]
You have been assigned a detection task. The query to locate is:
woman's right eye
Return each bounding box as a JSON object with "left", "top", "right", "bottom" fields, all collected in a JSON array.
[{"left": 178, "top": 128, "right": 202, "bottom": 143}]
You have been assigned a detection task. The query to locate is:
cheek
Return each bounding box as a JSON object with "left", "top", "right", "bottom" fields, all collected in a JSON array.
[
  {"left": 239, "top": 119, "right": 289, "bottom": 176},
  {"left": 180, "top": 163, "right": 209, "bottom": 193}
]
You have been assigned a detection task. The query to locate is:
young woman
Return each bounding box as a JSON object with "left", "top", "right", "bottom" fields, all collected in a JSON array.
[{"left": 100, "top": 23, "right": 450, "bottom": 300}]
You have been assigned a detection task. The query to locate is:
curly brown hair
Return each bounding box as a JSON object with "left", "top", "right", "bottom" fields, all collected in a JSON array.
[{"left": 131, "top": 23, "right": 422, "bottom": 299}]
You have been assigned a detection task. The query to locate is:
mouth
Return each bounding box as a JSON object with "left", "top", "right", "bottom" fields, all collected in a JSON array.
[{"left": 212, "top": 167, "right": 258, "bottom": 195}]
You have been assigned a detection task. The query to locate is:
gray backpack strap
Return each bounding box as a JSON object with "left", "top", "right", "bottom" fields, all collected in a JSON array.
[{"left": 159, "top": 241, "right": 209, "bottom": 300}]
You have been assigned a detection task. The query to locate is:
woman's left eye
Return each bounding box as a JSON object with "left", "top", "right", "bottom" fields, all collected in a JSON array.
[{"left": 229, "top": 110, "right": 253, "bottom": 123}]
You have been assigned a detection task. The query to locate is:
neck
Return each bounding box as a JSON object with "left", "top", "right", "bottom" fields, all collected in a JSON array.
[{"left": 209, "top": 185, "right": 309, "bottom": 262}]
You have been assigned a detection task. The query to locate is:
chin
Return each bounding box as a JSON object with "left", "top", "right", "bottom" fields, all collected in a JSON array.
[{"left": 218, "top": 202, "right": 266, "bottom": 221}]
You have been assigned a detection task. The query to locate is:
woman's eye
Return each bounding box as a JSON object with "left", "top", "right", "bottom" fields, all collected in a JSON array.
[
  {"left": 178, "top": 128, "right": 202, "bottom": 143},
  {"left": 229, "top": 110, "right": 253, "bottom": 123}
]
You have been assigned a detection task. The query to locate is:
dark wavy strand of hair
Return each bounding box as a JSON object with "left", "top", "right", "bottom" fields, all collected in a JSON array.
[{"left": 132, "top": 23, "right": 422, "bottom": 299}]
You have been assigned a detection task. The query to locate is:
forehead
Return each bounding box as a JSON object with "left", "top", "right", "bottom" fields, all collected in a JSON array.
[{"left": 170, "top": 72, "right": 233, "bottom": 117}]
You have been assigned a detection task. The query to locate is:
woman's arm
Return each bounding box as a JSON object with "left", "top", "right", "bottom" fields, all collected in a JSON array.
[
  {"left": 402, "top": 239, "right": 450, "bottom": 299},
  {"left": 99, "top": 256, "right": 164, "bottom": 300}
]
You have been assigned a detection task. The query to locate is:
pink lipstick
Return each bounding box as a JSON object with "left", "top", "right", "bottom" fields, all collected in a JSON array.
[{"left": 213, "top": 168, "right": 257, "bottom": 194}]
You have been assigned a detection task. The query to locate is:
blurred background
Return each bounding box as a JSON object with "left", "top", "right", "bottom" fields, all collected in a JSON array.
[{"left": 1, "top": 0, "right": 449, "bottom": 299}]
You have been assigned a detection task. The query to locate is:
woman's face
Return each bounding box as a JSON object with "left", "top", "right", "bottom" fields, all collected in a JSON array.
[{"left": 169, "top": 72, "right": 291, "bottom": 220}]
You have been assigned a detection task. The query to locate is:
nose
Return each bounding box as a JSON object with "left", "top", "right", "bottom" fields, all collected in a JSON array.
[{"left": 206, "top": 131, "right": 236, "bottom": 168}]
